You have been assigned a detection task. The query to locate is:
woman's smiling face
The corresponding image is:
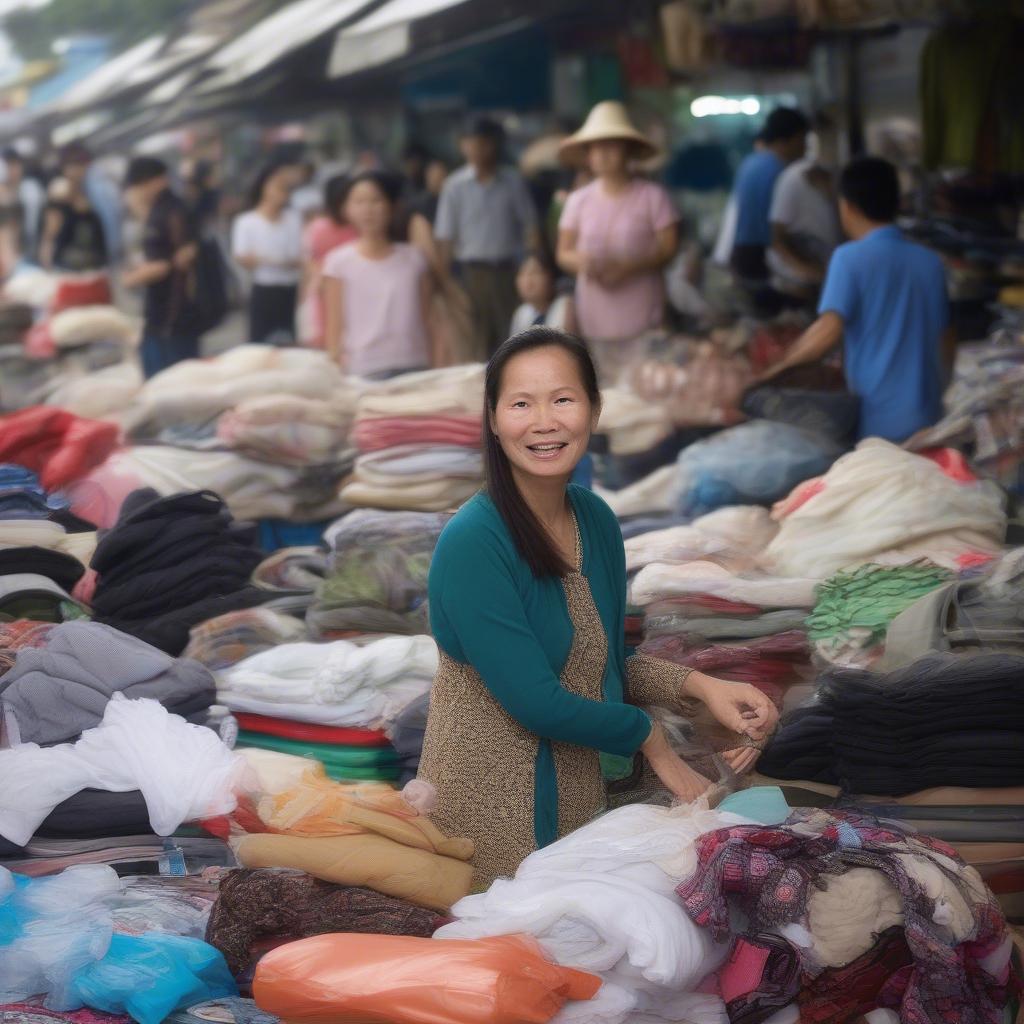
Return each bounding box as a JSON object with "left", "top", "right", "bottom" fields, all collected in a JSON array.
[{"left": 489, "top": 344, "right": 599, "bottom": 484}]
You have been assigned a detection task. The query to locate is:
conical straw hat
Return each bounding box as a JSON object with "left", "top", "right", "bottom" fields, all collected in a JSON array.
[{"left": 559, "top": 101, "right": 659, "bottom": 165}]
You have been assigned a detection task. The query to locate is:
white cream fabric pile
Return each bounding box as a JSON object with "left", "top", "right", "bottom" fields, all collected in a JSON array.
[
  {"left": 624, "top": 506, "right": 778, "bottom": 573},
  {"left": 437, "top": 801, "right": 753, "bottom": 1024},
  {"left": 596, "top": 389, "right": 675, "bottom": 457},
  {"left": 0, "top": 696, "right": 244, "bottom": 846},
  {"left": 631, "top": 559, "right": 818, "bottom": 610},
  {"left": 765, "top": 440, "right": 1007, "bottom": 579}
]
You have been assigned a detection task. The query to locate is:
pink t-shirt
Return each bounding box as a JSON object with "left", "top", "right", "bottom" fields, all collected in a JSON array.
[
  {"left": 559, "top": 179, "right": 678, "bottom": 342},
  {"left": 323, "top": 242, "right": 430, "bottom": 377},
  {"left": 303, "top": 217, "right": 358, "bottom": 266}
]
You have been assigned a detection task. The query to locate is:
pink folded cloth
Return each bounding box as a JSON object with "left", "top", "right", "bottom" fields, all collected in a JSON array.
[{"left": 355, "top": 415, "right": 482, "bottom": 453}]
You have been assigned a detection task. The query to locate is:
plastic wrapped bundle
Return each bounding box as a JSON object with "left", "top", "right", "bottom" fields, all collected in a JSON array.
[
  {"left": 253, "top": 933, "right": 600, "bottom": 1024},
  {"left": 675, "top": 420, "right": 842, "bottom": 518},
  {"left": 309, "top": 509, "right": 450, "bottom": 637},
  {"left": 0, "top": 865, "right": 236, "bottom": 1024}
]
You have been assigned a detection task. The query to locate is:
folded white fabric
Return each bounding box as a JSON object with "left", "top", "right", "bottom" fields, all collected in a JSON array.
[
  {"left": 0, "top": 696, "right": 243, "bottom": 846},
  {"left": 437, "top": 802, "right": 750, "bottom": 1024},
  {"left": 44, "top": 361, "right": 143, "bottom": 420},
  {"left": 0, "top": 521, "right": 96, "bottom": 566},
  {"left": 624, "top": 506, "right": 777, "bottom": 572},
  {"left": 50, "top": 305, "right": 138, "bottom": 348},
  {"left": 216, "top": 635, "right": 438, "bottom": 728},
  {"left": 766, "top": 439, "right": 1006, "bottom": 579},
  {"left": 356, "top": 364, "right": 485, "bottom": 418},
  {"left": 354, "top": 444, "right": 483, "bottom": 482},
  {"left": 631, "top": 559, "right": 818, "bottom": 609}
]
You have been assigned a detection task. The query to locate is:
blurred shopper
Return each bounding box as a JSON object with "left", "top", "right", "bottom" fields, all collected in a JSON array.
[
  {"left": 435, "top": 117, "right": 540, "bottom": 359},
  {"left": 556, "top": 101, "right": 678, "bottom": 384},
  {"left": 122, "top": 157, "right": 201, "bottom": 379},
  {"left": 290, "top": 160, "right": 323, "bottom": 221},
  {"left": 767, "top": 156, "right": 841, "bottom": 300},
  {"left": 510, "top": 250, "right": 575, "bottom": 335},
  {"left": 2, "top": 147, "right": 45, "bottom": 261},
  {"left": 728, "top": 107, "right": 810, "bottom": 285},
  {"left": 232, "top": 162, "right": 303, "bottom": 344},
  {"left": 299, "top": 174, "right": 357, "bottom": 348},
  {"left": 758, "top": 157, "right": 953, "bottom": 442},
  {"left": 183, "top": 159, "right": 222, "bottom": 235},
  {"left": 323, "top": 171, "right": 439, "bottom": 378},
  {"left": 39, "top": 144, "right": 108, "bottom": 272},
  {"left": 401, "top": 142, "right": 430, "bottom": 195},
  {"left": 411, "top": 158, "right": 449, "bottom": 226}
]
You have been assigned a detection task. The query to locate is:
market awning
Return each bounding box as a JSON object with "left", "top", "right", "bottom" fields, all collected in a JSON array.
[
  {"left": 52, "top": 36, "right": 167, "bottom": 114},
  {"left": 328, "top": 0, "right": 472, "bottom": 77},
  {"left": 198, "top": 0, "right": 375, "bottom": 94}
]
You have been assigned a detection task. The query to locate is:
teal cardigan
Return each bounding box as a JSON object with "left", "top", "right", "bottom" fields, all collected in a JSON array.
[{"left": 427, "top": 484, "right": 652, "bottom": 847}]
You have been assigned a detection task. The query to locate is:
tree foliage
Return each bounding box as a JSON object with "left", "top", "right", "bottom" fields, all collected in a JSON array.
[{"left": 4, "top": 0, "right": 191, "bottom": 61}]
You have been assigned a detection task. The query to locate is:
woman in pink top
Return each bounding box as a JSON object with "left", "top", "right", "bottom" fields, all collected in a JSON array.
[
  {"left": 322, "top": 172, "right": 438, "bottom": 379},
  {"left": 557, "top": 102, "right": 679, "bottom": 382},
  {"left": 299, "top": 175, "right": 358, "bottom": 347}
]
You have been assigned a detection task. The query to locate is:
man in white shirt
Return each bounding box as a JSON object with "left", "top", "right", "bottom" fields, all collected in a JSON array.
[
  {"left": 435, "top": 117, "right": 540, "bottom": 359},
  {"left": 767, "top": 158, "right": 842, "bottom": 299}
]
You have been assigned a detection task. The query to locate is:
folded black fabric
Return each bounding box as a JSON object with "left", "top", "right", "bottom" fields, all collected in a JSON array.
[
  {"left": 35, "top": 788, "right": 154, "bottom": 838},
  {"left": 90, "top": 488, "right": 266, "bottom": 655},
  {"left": 0, "top": 546, "right": 84, "bottom": 592},
  {"left": 760, "top": 653, "right": 1024, "bottom": 793}
]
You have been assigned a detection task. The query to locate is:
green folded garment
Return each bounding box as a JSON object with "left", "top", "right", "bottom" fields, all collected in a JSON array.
[
  {"left": 807, "top": 561, "right": 954, "bottom": 645},
  {"left": 236, "top": 731, "right": 401, "bottom": 782}
]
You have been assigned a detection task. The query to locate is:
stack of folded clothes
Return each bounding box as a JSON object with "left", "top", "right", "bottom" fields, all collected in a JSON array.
[
  {"left": 308, "top": 509, "right": 450, "bottom": 638},
  {"left": 758, "top": 652, "right": 1024, "bottom": 794},
  {"left": 631, "top": 559, "right": 817, "bottom": 641},
  {"left": 0, "top": 462, "right": 97, "bottom": 618},
  {"left": 215, "top": 634, "right": 439, "bottom": 781},
  {"left": 342, "top": 365, "right": 484, "bottom": 512},
  {"left": 89, "top": 489, "right": 267, "bottom": 655}
]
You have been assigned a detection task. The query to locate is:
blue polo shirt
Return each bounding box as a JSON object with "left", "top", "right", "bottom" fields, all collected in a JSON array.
[
  {"left": 732, "top": 150, "right": 784, "bottom": 246},
  {"left": 819, "top": 225, "right": 947, "bottom": 442}
]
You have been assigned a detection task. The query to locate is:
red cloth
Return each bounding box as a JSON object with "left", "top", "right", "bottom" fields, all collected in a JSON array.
[
  {"left": 234, "top": 713, "right": 390, "bottom": 747},
  {"left": 354, "top": 415, "right": 482, "bottom": 453},
  {"left": 51, "top": 274, "right": 112, "bottom": 313},
  {"left": 918, "top": 446, "right": 979, "bottom": 484},
  {"left": 0, "top": 407, "right": 121, "bottom": 490}
]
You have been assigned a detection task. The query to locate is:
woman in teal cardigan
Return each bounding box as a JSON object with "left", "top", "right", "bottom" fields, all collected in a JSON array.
[{"left": 417, "top": 328, "right": 777, "bottom": 885}]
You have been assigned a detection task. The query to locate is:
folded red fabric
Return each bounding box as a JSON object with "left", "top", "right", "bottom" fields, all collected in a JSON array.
[
  {"left": 355, "top": 415, "right": 482, "bottom": 453},
  {"left": 234, "top": 713, "right": 390, "bottom": 747}
]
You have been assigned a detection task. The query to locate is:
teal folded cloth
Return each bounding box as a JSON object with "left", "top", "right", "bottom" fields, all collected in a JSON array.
[{"left": 719, "top": 786, "right": 790, "bottom": 825}]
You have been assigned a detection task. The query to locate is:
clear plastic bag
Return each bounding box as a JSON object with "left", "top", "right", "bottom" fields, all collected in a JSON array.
[
  {"left": 253, "top": 933, "right": 600, "bottom": 1024},
  {"left": 675, "top": 419, "right": 842, "bottom": 518}
]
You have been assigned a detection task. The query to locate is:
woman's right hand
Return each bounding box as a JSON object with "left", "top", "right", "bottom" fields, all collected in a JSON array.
[{"left": 641, "top": 721, "right": 712, "bottom": 804}]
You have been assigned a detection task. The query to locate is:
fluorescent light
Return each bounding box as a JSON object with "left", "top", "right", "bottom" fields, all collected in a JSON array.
[{"left": 690, "top": 95, "right": 762, "bottom": 118}]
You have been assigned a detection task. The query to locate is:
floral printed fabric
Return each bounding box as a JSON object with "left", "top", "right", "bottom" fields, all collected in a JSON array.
[{"left": 677, "top": 808, "right": 1016, "bottom": 1024}]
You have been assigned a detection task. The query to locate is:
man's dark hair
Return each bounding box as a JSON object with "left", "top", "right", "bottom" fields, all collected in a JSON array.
[
  {"left": 3, "top": 147, "right": 22, "bottom": 164},
  {"left": 839, "top": 156, "right": 900, "bottom": 223},
  {"left": 123, "top": 156, "right": 168, "bottom": 189},
  {"left": 462, "top": 115, "right": 504, "bottom": 145},
  {"left": 760, "top": 107, "right": 811, "bottom": 144}
]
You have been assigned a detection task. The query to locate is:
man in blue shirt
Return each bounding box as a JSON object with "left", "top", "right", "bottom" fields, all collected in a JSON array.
[
  {"left": 729, "top": 107, "right": 811, "bottom": 283},
  {"left": 758, "top": 157, "right": 953, "bottom": 442}
]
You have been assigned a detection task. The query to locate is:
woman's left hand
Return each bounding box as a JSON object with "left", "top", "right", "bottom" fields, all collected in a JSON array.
[{"left": 688, "top": 674, "right": 778, "bottom": 743}]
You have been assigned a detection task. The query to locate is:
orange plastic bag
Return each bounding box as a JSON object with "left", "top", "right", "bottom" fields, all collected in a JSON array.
[{"left": 253, "top": 933, "right": 601, "bottom": 1024}]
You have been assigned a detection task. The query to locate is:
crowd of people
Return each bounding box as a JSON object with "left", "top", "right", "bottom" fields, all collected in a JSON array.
[{"left": 0, "top": 97, "right": 954, "bottom": 445}]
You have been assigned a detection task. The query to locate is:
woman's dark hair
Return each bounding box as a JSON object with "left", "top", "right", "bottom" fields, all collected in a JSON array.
[
  {"left": 323, "top": 173, "right": 350, "bottom": 224},
  {"left": 484, "top": 327, "right": 600, "bottom": 578},
  {"left": 339, "top": 170, "right": 401, "bottom": 210},
  {"left": 246, "top": 160, "right": 294, "bottom": 210}
]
